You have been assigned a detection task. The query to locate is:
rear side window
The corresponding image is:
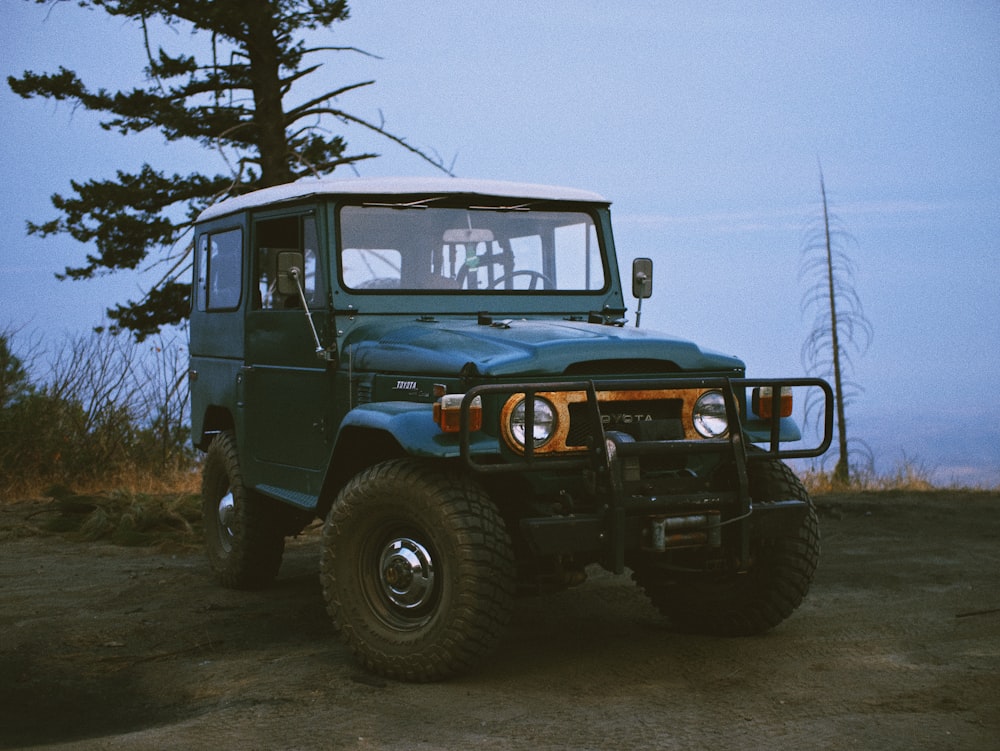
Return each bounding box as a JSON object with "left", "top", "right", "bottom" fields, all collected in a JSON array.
[{"left": 195, "top": 228, "right": 243, "bottom": 311}]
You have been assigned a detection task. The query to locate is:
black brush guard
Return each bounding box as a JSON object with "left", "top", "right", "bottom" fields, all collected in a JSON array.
[{"left": 459, "top": 377, "right": 833, "bottom": 573}]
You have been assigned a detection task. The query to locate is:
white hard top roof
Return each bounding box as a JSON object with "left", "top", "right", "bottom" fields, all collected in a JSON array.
[{"left": 197, "top": 176, "right": 609, "bottom": 222}]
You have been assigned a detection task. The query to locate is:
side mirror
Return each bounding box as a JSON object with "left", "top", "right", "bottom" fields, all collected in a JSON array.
[
  {"left": 277, "top": 251, "right": 305, "bottom": 296},
  {"left": 275, "top": 249, "right": 333, "bottom": 361},
  {"left": 632, "top": 258, "right": 653, "bottom": 299}
]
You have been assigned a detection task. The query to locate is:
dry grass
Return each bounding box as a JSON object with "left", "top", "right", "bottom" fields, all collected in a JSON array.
[
  {"left": 798, "top": 454, "right": 996, "bottom": 495},
  {"left": 6, "top": 488, "right": 203, "bottom": 548},
  {"left": 1, "top": 465, "right": 203, "bottom": 548},
  {"left": 3, "top": 455, "right": 993, "bottom": 549},
  {"left": 0, "top": 464, "right": 200, "bottom": 505}
]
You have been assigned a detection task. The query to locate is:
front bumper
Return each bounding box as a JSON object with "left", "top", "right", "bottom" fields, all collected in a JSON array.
[{"left": 458, "top": 376, "right": 833, "bottom": 572}]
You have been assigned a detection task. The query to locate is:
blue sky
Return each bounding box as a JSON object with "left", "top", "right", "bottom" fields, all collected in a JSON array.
[{"left": 2, "top": 1, "right": 998, "bottom": 486}]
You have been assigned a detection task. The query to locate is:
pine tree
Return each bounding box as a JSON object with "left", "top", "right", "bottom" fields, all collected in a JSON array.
[
  {"left": 0, "top": 331, "right": 32, "bottom": 410},
  {"left": 9, "top": 0, "right": 450, "bottom": 339}
]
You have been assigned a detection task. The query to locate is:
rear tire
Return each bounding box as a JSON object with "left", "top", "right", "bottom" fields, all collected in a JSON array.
[
  {"left": 202, "top": 430, "right": 285, "bottom": 589},
  {"left": 320, "top": 459, "right": 515, "bottom": 681},
  {"left": 633, "top": 460, "right": 819, "bottom": 635}
]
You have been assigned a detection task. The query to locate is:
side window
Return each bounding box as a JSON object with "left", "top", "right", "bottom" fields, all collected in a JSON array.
[
  {"left": 510, "top": 235, "right": 543, "bottom": 280},
  {"left": 195, "top": 228, "right": 243, "bottom": 311},
  {"left": 554, "top": 221, "right": 605, "bottom": 290},
  {"left": 195, "top": 235, "right": 209, "bottom": 311},
  {"left": 255, "top": 214, "right": 322, "bottom": 309},
  {"left": 302, "top": 214, "right": 320, "bottom": 305}
]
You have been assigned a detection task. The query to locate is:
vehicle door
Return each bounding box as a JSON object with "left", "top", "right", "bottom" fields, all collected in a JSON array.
[{"left": 243, "top": 208, "right": 334, "bottom": 502}]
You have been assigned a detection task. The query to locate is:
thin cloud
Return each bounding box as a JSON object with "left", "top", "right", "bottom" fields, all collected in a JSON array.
[{"left": 616, "top": 198, "right": 952, "bottom": 234}]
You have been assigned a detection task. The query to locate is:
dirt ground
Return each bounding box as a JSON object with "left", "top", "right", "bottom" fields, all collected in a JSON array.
[{"left": 1, "top": 491, "right": 998, "bottom": 750}]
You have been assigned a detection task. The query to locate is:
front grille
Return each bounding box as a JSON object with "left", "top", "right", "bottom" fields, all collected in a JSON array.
[
  {"left": 567, "top": 399, "right": 684, "bottom": 446},
  {"left": 354, "top": 381, "right": 372, "bottom": 404}
]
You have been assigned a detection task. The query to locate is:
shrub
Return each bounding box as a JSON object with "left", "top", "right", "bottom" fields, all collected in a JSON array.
[{"left": 0, "top": 329, "right": 196, "bottom": 500}]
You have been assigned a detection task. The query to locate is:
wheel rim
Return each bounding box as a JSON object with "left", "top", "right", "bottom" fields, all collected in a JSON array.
[
  {"left": 378, "top": 536, "right": 436, "bottom": 611},
  {"left": 217, "top": 490, "right": 236, "bottom": 553}
]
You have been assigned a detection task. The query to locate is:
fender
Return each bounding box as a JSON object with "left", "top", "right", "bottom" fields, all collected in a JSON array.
[
  {"left": 335, "top": 401, "right": 501, "bottom": 458},
  {"left": 337, "top": 405, "right": 805, "bottom": 457},
  {"left": 743, "top": 417, "right": 802, "bottom": 443}
]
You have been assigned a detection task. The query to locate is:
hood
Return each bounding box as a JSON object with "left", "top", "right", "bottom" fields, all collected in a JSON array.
[{"left": 343, "top": 318, "right": 743, "bottom": 377}]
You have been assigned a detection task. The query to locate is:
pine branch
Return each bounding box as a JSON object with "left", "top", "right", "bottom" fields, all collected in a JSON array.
[{"left": 10, "top": 0, "right": 453, "bottom": 337}]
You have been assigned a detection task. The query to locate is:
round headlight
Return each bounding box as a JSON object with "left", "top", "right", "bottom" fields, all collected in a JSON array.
[
  {"left": 509, "top": 397, "right": 557, "bottom": 448},
  {"left": 693, "top": 390, "right": 729, "bottom": 438}
]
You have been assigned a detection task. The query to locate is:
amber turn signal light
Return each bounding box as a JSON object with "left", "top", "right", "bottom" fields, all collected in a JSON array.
[
  {"left": 752, "top": 386, "right": 792, "bottom": 419},
  {"left": 434, "top": 394, "right": 482, "bottom": 433}
]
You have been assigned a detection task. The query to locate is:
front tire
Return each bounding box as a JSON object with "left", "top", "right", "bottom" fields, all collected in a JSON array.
[
  {"left": 633, "top": 460, "right": 819, "bottom": 635},
  {"left": 320, "top": 459, "right": 515, "bottom": 682},
  {"left": 202, "top": 430, "right": 285, "bottom": 589}
]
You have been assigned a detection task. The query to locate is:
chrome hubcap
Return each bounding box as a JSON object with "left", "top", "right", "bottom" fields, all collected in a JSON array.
[
  {"left": 379, "top": 537, "right": 435, "bottom": 610},
  {"left": 217, "top": 491, "right": 235, "bottom": 551}
]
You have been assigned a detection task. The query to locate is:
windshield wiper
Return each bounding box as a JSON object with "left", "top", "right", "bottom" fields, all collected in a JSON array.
[
  {"left": 468, "top": 202, "right": 536, "bottom": 212},
  {"left": 361, "top": 196, "right": 448, "bottom": 209}
]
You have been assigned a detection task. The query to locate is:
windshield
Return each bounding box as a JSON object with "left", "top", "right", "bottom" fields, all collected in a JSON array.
[{"left": 338, "top": 205, "right": 607, "bottom": 292}]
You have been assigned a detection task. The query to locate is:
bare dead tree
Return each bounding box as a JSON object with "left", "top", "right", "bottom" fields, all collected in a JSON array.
[
  {"left": 135, "top": 335, "right": 192, "bottom": 470},
  {"left": 799, "top": 165, "right": 873, "bottom": 485}
]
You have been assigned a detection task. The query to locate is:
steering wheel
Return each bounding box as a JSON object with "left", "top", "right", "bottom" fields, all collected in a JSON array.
[
  {"left": 488, "top": 270, "right": 554, "bottom": 290},
  {"left": 454, "top": 249, "right": 512, "bottom": 289}
]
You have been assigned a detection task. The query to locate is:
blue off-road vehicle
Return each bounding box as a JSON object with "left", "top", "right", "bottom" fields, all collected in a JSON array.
[{"left": 189, "top": 177, "right": 832, "bottom": 681}]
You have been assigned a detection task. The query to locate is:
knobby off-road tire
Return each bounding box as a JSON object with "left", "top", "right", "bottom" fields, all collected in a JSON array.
[
  {"left": 633, "top": 460, "right": 820, "bottom": 636},
  {"left": 320, "top": 459, "right": 515, "bottom": 682},
  {"left": 202, "top": 430, "right": 285, "bottom": 589}
]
